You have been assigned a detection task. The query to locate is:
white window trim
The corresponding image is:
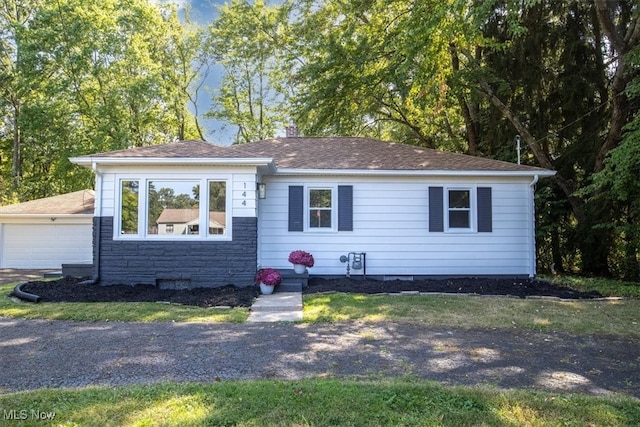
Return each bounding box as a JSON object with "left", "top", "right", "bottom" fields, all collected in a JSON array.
[
  {"left": 305, "top": 185, "right": 337, "bottom": 232},
  {"left": 445, "top": 186, "right": 476, "bottom": 233},
  {"left": 114, "top": 175, "right": 232, "bottom": 241}
]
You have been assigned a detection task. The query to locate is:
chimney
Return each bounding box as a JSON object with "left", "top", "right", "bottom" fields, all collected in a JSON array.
[{"left": 285, "top": 125, "right": 298, "bottom": 137}]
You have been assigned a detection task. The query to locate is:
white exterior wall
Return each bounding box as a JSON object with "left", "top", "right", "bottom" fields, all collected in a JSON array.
[{"left": 258, "top": 175, "right": 537, "bottom": 277}]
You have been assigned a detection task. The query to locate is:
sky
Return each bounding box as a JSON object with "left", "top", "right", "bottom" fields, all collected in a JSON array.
[{"left": 156, "top": 0, "right": 235, "bottom": 145}]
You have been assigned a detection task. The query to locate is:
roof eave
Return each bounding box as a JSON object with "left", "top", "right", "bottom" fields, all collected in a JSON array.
[
  {"left": 69, "top": 156, "right": 274, "bottom": 168},
  {"left": 272, "top": 168, "right": 557, "bottom": 177}
]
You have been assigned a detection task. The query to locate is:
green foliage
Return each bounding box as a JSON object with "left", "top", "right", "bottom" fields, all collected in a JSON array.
[
  {"left": 0, "top": 0, "right": 205, "bottom": 201},
  {"left": 583, "top": 44, "right": 640, "bottom": 279}
]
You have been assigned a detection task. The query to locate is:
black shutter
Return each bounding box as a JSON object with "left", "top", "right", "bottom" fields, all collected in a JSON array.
[
  {"left": 338, "top": 185, "right": 353, "bottom": 231},
  {"left": 429, "top": 186, "right": 444, "bottom": 232},
  {"left": 288, "top": 186, "right": 304, "bottom": 231},
  {"left": 477, "top": 187, "right": 492, "bottom": 232}
]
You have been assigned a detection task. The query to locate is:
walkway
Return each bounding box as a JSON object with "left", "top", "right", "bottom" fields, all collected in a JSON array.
[
  {"left": 247, "top": 291, "right": 303, "bottom": 322},
  {"left": 1, "top": 317, "right": 638, "bottom": 397}
]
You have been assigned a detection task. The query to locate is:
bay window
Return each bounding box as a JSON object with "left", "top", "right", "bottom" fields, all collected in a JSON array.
[{"left": 117, "top": 177, "right": 229, "bottom": 239}]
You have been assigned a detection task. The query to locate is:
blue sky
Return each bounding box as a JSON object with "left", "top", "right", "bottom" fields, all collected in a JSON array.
[{"left": 156, "top": 0, "right": 234, "bottom": 144}]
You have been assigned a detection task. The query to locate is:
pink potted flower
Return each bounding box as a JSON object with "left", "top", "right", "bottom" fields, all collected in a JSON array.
[
  {"left": 288, "top": 250, "right": 314, "bottom": 274},
  {"left": 255, "top": 268, "right": 282, "bottom": 295}
]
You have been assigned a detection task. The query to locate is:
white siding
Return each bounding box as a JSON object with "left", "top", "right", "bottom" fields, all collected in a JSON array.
[{"left": 258, "top": 175, "right": 536, "bottom": 276}]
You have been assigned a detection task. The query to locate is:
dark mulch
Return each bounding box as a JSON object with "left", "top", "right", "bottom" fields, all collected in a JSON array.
[
  {"left": 17, "top": 276, "right": 260, "bottom": 308},
  {"left": 304, "top": 277, "right": 604, "bottom": 300},
  {"left": 14, "top": 275, "right": 603, "bottom": 308}
]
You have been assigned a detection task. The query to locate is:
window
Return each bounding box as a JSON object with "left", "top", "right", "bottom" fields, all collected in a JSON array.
[
  {"left": 120, "top": 180, "right": 139, "bottom": 234},
  {"left": 448, "top": 189, "right": 471, "bottom": 229},
  {"left": 430, "top": 186, "right": 492, "bottom": 233},
  {"left": 148, "top": 180, "right": 199, "bottom": 235},
  {"left": 116, "top": 177, "right": 228, "bottom": 239},
  {"left": 289, "top": 185, "right": 353, "bottom": 232},
  {"left": 208, "top": 181, "right": 227, "bottom": 236},
  {"left": 309, "top": 188, "right": 332, "bottom": 228}
]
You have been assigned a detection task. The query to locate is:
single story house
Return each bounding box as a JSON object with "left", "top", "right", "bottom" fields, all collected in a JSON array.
[
  {"left": 0, "top": 190, "right": 94, "bottom": 268},
  {"left": 70, "top": 137, "right": 555, "bottom": 288}
]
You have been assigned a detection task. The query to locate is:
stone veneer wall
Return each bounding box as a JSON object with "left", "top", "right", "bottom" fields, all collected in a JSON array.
[{"left": 92, "top": 216, "right": 257, "bottom": 288}]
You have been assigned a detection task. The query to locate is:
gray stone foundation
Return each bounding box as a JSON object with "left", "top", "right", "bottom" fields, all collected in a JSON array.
[{"left": 93, "top": 216, "right": 257, "bottom": 288}]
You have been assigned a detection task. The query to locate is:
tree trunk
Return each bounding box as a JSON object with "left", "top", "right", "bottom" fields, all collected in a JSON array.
[
  {"left": 449, "top": 43, "right": 479, "bottom": 155},
  {"left": 11, "top": 99, "right": 22, "bottom": 188}
]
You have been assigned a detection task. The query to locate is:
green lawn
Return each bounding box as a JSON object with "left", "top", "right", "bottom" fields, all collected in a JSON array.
[
  {"left": 1, "top": 379, "right": 638, "bottom": 427},
  {"left": 0, "top": 283, "right": 249, "bottom": 323},
  {"left": 302, "top": 293, "right": 640, "bottom": 337}
]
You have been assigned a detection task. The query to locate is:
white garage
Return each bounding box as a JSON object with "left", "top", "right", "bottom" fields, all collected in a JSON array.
[{"left": 0, "top": 190, "right": 94, "bottom": 269}]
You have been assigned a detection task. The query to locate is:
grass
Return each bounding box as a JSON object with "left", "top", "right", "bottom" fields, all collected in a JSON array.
[
  {"left": 0, "top": 283, "right": 249, "bottom": 323},
  {"left": 549, "top": 275, "right": 640, "bottom": 298},
  {"left": 302, "top": 293, "right": 640, "bottom": 337},
  {"left": 0, "top": 379, "right": 638, "bottom": 426}
]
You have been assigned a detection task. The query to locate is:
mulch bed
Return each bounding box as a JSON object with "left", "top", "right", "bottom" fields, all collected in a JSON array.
[
  {"left": 304, "top": 277, "right": 603, "bottom": 300},
  {"left": 17, "top": 277, "right": 260, "bottom": 308},
  {"left": 13, "top": 275, "right": 603, "bottom": 308}
]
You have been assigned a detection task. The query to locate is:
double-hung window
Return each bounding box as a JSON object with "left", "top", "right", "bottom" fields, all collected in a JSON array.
[
  {"left": 309, "top": 188, "right": 333, "bottom": 229},
  {"left": 289, "top": 185, "right": 353, "bottom": 232},
  {"left": 118, "top": 177, "right": 229, "bottom": 239},
  {"left": 447, "top": 189, "right": 471, "bottom": 229},
  {"left": 429, "top": 186, "right": 492, "bottom": 233}
]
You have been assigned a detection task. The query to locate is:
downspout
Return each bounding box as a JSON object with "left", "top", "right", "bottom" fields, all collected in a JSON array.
[
  {"left": 528, "top": 175, "right": 539, "bottom": 278},
  {"left": 80, "top": 162, "right": 102, "bottom": 285}
]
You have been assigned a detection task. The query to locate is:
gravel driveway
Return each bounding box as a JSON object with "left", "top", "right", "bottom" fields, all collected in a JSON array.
[{"left": 1, "top": 317, "right": 638, "bottom": 398}]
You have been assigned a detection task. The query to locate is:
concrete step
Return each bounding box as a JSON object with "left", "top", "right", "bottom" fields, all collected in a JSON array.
[
  {"left": 278, "top": 269, "right": 308, "bottom": 288},
  {"left": 278, "top": 280, "right": 303, "bottom": 292}
]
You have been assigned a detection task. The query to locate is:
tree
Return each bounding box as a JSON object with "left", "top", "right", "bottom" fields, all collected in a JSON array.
[
  {"left": 0, "top": 0, "right": 40, "bottom": 189},
  {"left": 291, "top": 0, "right": 472, "bottom": 149},
  {"left": 206, "top": 0, "right": 293, "bottom": 144},
  {"left": 0, "top": 0, "right": 205, "bottom": 201}
]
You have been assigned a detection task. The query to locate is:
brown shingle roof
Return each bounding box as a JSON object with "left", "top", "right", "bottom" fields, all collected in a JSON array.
[
  {"left": 74, "top": 137, "right": 553, "bottom": 174},
  {"left": 86, "top": 140, "right": 236, "bottom": 158},
  {"left": 233, "top": 137, "right": 550, "bottom": 172},
  {"left": 0, "top": 190, "right": 95, "bottom": 215}
]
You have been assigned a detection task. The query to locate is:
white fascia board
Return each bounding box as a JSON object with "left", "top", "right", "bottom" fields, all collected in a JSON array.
[
  {"left": 272, "top": 168, "right": 557, "bottom": 177},
  {"left": 70, "top": 156, "right": 274, "bottom": 168}
]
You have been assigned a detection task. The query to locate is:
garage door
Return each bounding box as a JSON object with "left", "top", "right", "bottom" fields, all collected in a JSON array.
[{"left": 1, "top": 224, "right": 92, "bottom": 268}]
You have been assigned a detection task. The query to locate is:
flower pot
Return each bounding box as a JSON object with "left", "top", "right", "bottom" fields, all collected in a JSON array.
[
  {"left": 293, "top": 264, "right": 307, "bottom": 274},
  {"left": 260, "top": 283, "right": 275, "bottom": 295}
]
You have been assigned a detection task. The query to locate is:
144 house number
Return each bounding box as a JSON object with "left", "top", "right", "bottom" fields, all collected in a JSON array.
[{"left": 4, "top": 409, "right": 56, "bottom": 421}]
